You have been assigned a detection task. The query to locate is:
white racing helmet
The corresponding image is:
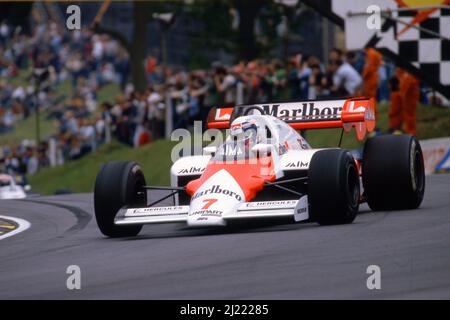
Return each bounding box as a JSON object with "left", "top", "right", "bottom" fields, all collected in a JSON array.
[{"left": 229, "top": 117, "right": 262, "bottom": 148}]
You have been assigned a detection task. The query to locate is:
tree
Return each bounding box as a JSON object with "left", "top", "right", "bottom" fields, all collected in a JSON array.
[
  {"left": 186, "top": 0, "right": 270, "bottom": 62},
  {"left": 231, "top": 0, "right": 269, "bottom": 60},
  {"left": 0, "top": 2, "right": 33, "bottom": 33},
  {"left": 186, "top": 0, "right": 300, "bottom": 62},
  {"left": 94, "top": 1, "right": 185, "bottom": 91},
  {"left": 93, "top": 1, "right": 151, "bottom": 92}
]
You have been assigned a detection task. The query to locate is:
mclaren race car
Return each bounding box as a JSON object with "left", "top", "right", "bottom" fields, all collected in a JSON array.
[{"left": 94, "top": 97, "right": 425, "bottom": 237}]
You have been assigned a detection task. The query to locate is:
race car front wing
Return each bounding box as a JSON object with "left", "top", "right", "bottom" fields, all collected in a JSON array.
[{"left": 114, "top": 196, "right": 309, "bottom": 226}]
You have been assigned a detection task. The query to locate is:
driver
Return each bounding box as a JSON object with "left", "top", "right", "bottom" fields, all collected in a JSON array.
[
  {"left": 230, "top": 120, "right": 259, "bottom": 151},
  {"left": 225, "top": 118, "right": 265, "bottom": 163}
]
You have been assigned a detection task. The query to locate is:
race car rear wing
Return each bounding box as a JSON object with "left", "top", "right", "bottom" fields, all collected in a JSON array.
[{"left": 207, "top": 97, "right": 376, "bottom": 141}]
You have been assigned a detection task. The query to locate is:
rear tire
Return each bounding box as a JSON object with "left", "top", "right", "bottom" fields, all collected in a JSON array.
[
  {"left": 94, "top": 161, "right": 147, "bottom": 237},
  {"left": 362, "top": 135, "right": 425, "bottom": 211},
  {"left": 308, "top": 149, "right": 360, "bottom": 225}
]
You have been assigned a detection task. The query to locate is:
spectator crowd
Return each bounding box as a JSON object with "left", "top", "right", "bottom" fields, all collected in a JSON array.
[
  {"left": 0, "top": 18, "right": 429, "bottom": 180},
  {"left": 0, "top": 20, "right": 130, "bottom": 178}
]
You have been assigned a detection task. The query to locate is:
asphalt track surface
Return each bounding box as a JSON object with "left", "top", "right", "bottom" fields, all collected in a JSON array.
[{"left": 0, "top": 174, "right": 449, "bottom": 299}]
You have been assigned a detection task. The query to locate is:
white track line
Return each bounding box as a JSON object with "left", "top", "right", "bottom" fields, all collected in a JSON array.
[{"left": 0, "top": 215, "right": 31, "bottom": 240}]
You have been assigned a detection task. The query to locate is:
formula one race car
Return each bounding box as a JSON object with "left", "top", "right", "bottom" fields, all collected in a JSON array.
[
  {"left": 94, "top": 97, "right": 425, "bottom": 237},
  {"left": 0, "top": 174, "right": 27, "bottom": 200}
]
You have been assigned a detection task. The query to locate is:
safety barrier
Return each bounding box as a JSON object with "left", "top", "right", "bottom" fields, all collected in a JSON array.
[{"left": 420, "top": 137, "right": 450, "bottom": 174}]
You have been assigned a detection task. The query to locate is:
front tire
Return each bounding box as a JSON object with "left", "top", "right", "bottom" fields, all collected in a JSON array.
[
  {"left": 308, "top": 149, "right": 360, "bottom": 225},
  {"left": 362, "top": 135, "right": 425, "bottom": 211},
  {"left": 94, "top": 161, "right": 147, "bottom": 237}
]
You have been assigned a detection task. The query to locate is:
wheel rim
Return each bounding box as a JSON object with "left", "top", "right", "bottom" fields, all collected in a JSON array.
[
  {"left": 412, "top": 149, "right": 425, "bottom": 194},
  {"left": 132, "top": 174, "right": 147, "bottom": 206},
  {"left": 346, "top": 164, "right": 359, "bottom": 209}
]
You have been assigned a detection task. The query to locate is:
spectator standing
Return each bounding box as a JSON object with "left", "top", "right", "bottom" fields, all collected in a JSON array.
[
  {"left": 329, "top": 57, "right": 362, "bottom": 97},
  {"left": 388, "top": 68, "right": 420, "bottom": 136},
  {"left": 287, "top": 55, "right": 301, "bottom": 100},
  {"left": 308, "top": 63, "right": 325, "bottom": 99},
  {"left": 24, "top": 146, "right": 39, "bottom": 175},
  {"left": 214, "top": 66, "right": 236, "bottom": 104},
  {"left": 79, "top": 118, "right": 96, "bottom": 153},
  {"left": 271, "top": 59, "right": 287, "bottom": 100},
  {"left": 147, "top": 86, "right": 165, "bottom": 140},
  {"left": 362, "top": 48, "right": 383, "bottom": 119},
  {"left": 399, "top": 68, "right": 420, "bottom": 136},
  {"left": 298, "top": 57, "right": 312, "bottom": 100},
  {"left": 388, "top": 74, "right": 402, "bottom": 133}
]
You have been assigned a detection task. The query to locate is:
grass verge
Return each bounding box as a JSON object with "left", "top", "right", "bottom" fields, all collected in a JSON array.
[{"left": 29, "top": 140, "right": 176, "bottom": 195}]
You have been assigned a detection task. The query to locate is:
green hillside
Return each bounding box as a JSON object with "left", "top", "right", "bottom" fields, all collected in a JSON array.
[{"left": 29, "top": 140, "right": 176, "bottom": 195}]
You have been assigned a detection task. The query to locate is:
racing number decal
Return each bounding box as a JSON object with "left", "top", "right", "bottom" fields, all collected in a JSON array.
[{"left": 202, "top": 198, "right": 218, "bottom": 209}]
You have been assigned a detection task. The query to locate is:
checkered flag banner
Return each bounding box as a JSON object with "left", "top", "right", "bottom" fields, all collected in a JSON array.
[
  {"left": 303, "top": 0, "right": 450, "bottom": 99},
  {"left": 396, "top": 6, "right": 450, "bottom": 88}
]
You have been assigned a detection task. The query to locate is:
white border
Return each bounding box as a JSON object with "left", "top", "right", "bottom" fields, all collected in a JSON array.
[{"left": 0, "top": 215, "right": 31, "bottom": 240}]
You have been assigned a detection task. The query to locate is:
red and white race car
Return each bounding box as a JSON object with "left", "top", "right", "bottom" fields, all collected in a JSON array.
[{"left": 94, "top": 97, "right": 425, "bottom": 237}]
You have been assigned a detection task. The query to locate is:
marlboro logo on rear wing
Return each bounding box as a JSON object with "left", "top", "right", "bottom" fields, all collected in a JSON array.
[{"left": 207, "top": 97, "right": 376, "bottom": 141}]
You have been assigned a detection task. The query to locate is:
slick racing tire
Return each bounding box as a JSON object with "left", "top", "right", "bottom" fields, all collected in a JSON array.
[
  {"left": 308, "top": 149, "right": 360, "bottom": 225},
  {"left": 362, "top": 135, "right": 425, "bottom": 211},
  {"left": 94, "top": 161, "right": 147, "bottom": 237}
]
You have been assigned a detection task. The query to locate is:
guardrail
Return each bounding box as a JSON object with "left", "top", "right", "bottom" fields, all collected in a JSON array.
[{"left": 420, "top": 137, "right": 450, "bottom": 174}]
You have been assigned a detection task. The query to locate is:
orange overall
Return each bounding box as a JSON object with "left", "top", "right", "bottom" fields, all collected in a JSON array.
[
  {"left": 388, "top": 90, "right": 403, "bottom": 130},
  {"left": 363, "top": 48, "right": 382, "bottom": 119},
  {"left": 400, "top": 72, "right": 420, "bottom": 136}
]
